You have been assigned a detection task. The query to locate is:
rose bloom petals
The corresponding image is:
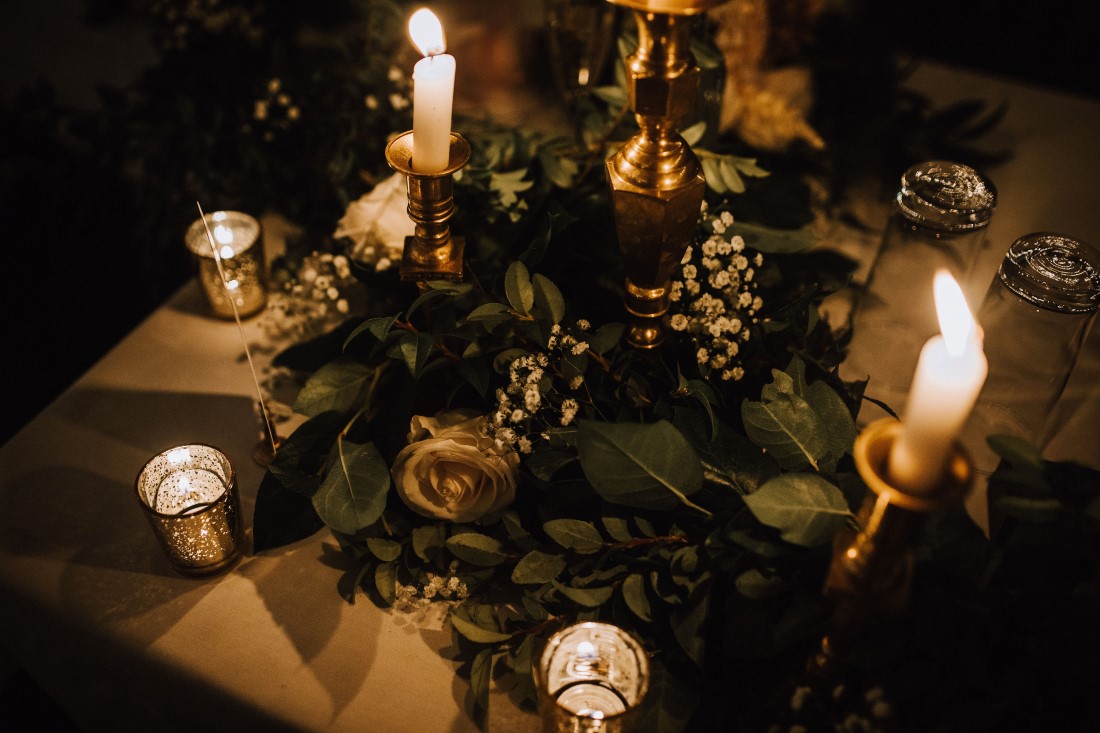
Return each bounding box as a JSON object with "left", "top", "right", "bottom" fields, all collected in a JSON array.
[{"left": 391, "top": 409, "right": 519, "bottom": 523}]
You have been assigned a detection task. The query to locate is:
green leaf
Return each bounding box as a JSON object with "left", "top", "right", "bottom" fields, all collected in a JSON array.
[
  {"left": 366, "top": 537, "right": 402, "bottom": 562},
  {"left": 406, "top": 287, "right": 452, "bottom": 321},
  {"left": 511, "top": 550, "right": 567, "bottom": 584},
  {"left": 451, "top": 613, "right": 512, "bottom": 643},
  {"left": 733, "top": 156, "right": 770, "bottom": 178},
  {"left": 988, "top": 433, "right": 1045, "bottom": 471},
  {"left": 578, "top": 420, "right": 706, "bottom": 512},
  {"left": 293, "top": 358, "right": 372, "bottom": 417},
  {"left": 466, "top": 302, "right": 513, "bottom": 324},
  {"left": 729, "top": 221, "right": 815, "bottom": 254},
  {"left": 552, "top": 581, "right": 613, "bottom": 607},
  {"left": 743, "top": 473, "right": 851, "bottom": 547},
  {"left": 513, "top": 634, "right": 536, "bottom": 702},
  {"left": 374, "top": 562, "right": 396, "bottom": 606},
  {"left": 804, "top": 380, "right": 857, "bottom": 472},
  {"left": 532, "top": 273, "right": 566, "bottom": 324},
  {"left": 672, "top": 407, "right": 776, "bottom": 496},
  {"left": 543, "top": 519, "right": 604, "bottom": 553},
  {"left": 741, "top": 370, "right": 829, "bottom": 471},
  {"left": 312, "top": 441, "right": 390, "bottom": 535},
  {"left": 470, "top": 648, "right": 493, "bottom": 715},
  {"left": 734, "top": 568, "right": 786, "bottom": 600},
  {"left": 681, "top": 121, "right": 705, "bottom": 146},
  {"left": 602, "top": 516, "right": 634, "bottom": 542},
  {"left": 719, "top": 159, "right": 746, "bottom": 194},
  {"left": 395, "top": 332, "right": 434, "bottom": 379},
  {"left": 412, "top": 524, "right": 445, "bottom": 562},
  {"left": 623, "top": 573, "right": 652, "bottom": 621},
  {"left": 343, "top": 315, "right": 398, "bottom": 350},
  {"left": 504, "top": 261, "right": 535, "bottom": 315},
  {"left": 446, "top": 532, "right": 510, "bottom": 566},
  {"left": 268, "top": 411, "right": 343, "bottom": 496},
  {"left": 587, "top": 322, "right": 624, "bottom": 354}
]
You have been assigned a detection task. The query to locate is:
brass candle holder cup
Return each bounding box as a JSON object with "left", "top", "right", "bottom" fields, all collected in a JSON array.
[
  {"left": 605, "top": 0, "right": 714, "bottom": 349},
  {"left": 135, "top": 444, "right": 243, "bottom": 577},
  {"left": 812, "top": 418, "right": 971, "bottom": 673},
  {"left": 184, "top": 210, "right": 266, "bottom": 319},
  {"left": 385, "top": 130, "right": 471, "bottom": 283},
  {"left": 536, "top": 621, "right": 650, "bottom": 733}
]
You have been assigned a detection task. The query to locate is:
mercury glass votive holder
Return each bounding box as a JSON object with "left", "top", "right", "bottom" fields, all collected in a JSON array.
[
  {"left": 135, "top": 444, "right": 243, "bottom": 576},
  {"left": 536, "top": 622, "right": 650, "bottom": 733},
  {"left": 184, "top": 210, "right": 266, "bottom": 319}
]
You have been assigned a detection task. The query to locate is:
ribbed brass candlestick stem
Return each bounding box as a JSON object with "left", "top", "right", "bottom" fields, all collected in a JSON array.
[
  {"left": 811, "top": 418, "right": 972, "bottom": 674},
  {"left": 385, "top": 130, "right": 471, "bottom": 282},
  {"left": 605, "top": 0, "right": 715, "bottom": 348}
]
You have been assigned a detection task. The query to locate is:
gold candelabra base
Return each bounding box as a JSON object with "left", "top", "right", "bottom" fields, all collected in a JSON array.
[
  {"left": 385, "top": 131, "right": 471, "bottom": 283},
  {"left": 811, "top": 418, "right": 972, "bottom": 674}
]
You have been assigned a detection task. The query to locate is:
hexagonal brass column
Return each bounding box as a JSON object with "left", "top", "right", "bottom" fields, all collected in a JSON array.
[{"left": 606, "top": 0, "right": 715, "bottom": 348}]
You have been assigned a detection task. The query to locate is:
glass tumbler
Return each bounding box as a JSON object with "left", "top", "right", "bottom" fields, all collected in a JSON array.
[
  {"left": 843, "top": 161, "right": 996, "bottom": 416},
  {"left": 537, "top": 621, "right": 650, "bottom": 733},
  {"left": 962, "top": 232, "right": 1100, "bottom": 474}
]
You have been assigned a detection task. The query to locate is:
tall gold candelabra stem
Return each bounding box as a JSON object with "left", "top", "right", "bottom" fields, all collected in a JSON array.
[
  {"left": 605, "top": 0, "right": 715, "bottom": 348},
  {"left": 811, "top": 418, "right": 972, "bottom": 674},
  {"left": 385, "top": 131, "right": 472, "bottom": 283}
]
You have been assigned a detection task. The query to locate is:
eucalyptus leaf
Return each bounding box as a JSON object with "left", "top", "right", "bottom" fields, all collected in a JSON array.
[
  {"left": 311, "top": 441, "right": 391, "bottom": 535},
  {"left": 743, "top": 473, "right": 851, "bottom": 547},
  {"left": 504, "top": 261, "right": 535, "bottom": 315},
  {"left": 512, "top": 550, "right": 567, "bottom": 584},
  {"left": 577, "top": 420, "right": 706, "bottom": 512},
  {"left": 451, "top": 613, "right": 512, "bottom": 643},
  {"left": 543, "top": 518, "right": 604, "bottom": 553},
  {"left": 374, "top": 562, "right": 396, "bottom": 606},
  {"left": 623, "top": 573, "right": 652, "bottom": 621},
  {"left": 293, "top": 358, "right": 372, "bottom": 417},
  {"left": 552, "top": 581, "right": 613, "bottom": 607},
  {"left": 366, "top": 537, "right": 402, "bottom": 562},
  {"left": 446, "top": 532, "right": 510, "bottom": 566}
]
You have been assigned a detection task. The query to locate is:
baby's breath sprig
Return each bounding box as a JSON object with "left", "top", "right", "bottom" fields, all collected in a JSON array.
[{"left": 669, "top": 205, "right": 764, "bottom": 382}]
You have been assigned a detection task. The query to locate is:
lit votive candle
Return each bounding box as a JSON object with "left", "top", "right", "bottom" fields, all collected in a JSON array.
[
  {"left": 537, "top": 622, "right": 650, "bottom": 732},
  {"left": 135, "top": 444, "right": 243, "bottom": 576},
  {"left": 408, "top": 8, "right": 455, "bottom": 173},
  {"left": 185, "top": 210, "right": 266, "bottom": 319}
]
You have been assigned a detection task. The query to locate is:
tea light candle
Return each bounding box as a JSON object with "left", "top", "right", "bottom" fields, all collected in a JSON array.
[
  {"left": 538, "top": 622, "right": 649, "bottom": 731},
  {"left": 184, "top": 210, "right": 266, "bottom": 319},
  {"left": 408, "top": 8, "right": 455, "bottom": 173},
  {"left": 888, "top": 271, "right": 988, "bottom": 494},
  {"left": 135, "top": 444, "right": 243, "bottom": 576}
]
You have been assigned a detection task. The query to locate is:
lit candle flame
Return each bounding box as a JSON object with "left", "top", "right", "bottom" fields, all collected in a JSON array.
[
  {"left": 409, "top": 8, "right": 445, "bottom": 56},
  {"left": 933, "top": 270, "right": 976, "bottom": 357}
]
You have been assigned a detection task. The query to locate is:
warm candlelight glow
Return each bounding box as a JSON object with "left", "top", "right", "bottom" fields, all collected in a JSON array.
[
  {"left": 213, "top": 224, "right": 233, "bottom": 246},
  {"left": 934, "top": 270, "right": 975, "bottom": 356},
  {"left": 409, "top": 8, "right": 445, "bottom": 56},
  {"left": 167, "top": 446, "right": 191, "bottom": 464}
]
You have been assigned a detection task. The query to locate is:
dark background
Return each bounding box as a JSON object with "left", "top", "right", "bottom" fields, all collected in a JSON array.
[{"left": 1, "top": 0, "right": 1097, "bottom": 446}]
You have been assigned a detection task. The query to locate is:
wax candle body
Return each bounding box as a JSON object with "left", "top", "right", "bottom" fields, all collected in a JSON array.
[
  {"left": 888, "top": 333, "right": 988, "bottom": 493},
  {"left": 412, "top": 53, "right": 455, "bottom": 173}
]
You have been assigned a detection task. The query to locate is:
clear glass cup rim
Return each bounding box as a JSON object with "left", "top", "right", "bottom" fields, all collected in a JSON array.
[
  {"left": 184, "top": 210, "right": 261, "bottom": 258},
  {"left": 998, "top": 231, "right": 1100, "bottom": 313},
  {"left": 896, "top": 160, "right": 997, "bottom": 233},
  {"left": 134, "top": 443, "right": 236, "bottom": 519}
]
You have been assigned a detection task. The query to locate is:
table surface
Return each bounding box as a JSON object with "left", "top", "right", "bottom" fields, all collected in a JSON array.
[{"left": 2, "top": 61, "right": 1099, "bottom": 732}]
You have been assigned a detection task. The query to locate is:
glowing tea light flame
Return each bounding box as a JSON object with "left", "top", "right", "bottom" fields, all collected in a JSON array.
[
  {"left": 934, "top": 270, "right": 976, "bottom": 356},
  {"left": 167, "top": 447, "right": 192, "bottom": 465},
  {"left": 577, "top": 641, "right": 596, "bottom": 658},
  {"left": 409, "top": 7, "right": 445, "bottom": 56},
  {"left": 213, "top": 224, "right": 233, "bottom": 245}
]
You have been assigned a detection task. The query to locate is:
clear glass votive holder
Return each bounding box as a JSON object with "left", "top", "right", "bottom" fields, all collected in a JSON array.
[
  {"left": 536, "top": 621, "right": 650, "bottom": 733},
  {"left": 844, "top": 160, "right": 997, "bottom": 413},
  {"left": 962, "top": 232, "right": 1100, "bottom": 474},
  {"left": 135, "top": 444, "right": 243, "bottom": 576},
  {"left": 184, "top": 210, "right": 266, "bottom": 319}
]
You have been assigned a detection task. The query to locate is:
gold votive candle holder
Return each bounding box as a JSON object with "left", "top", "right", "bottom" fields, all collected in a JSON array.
[
  {"left": 384, "top": 130, "right": 471, "bottom": 283},
  {"left": 536, "top": 621, "right": 650, "bottom": 733},
  {"left": 185, "top": 210, "right": 266, "bottom": 318},
  {"left": 135, "top": 444, "right": 243, "bottom": 576}
]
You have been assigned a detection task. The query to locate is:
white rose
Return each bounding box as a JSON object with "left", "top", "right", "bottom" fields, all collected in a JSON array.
[
  {"left": 334, "top": 172, "right": 415, "bottom": 265},
  {"left": 391, "top": 409, "right": 520, "bottom": 523}
]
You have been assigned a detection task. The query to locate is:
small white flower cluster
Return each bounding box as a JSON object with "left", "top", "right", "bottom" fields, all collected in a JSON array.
[
  {"left": 364, "top": 66, "right": 411, "bottom": 113},
  {"left": 395, "top": 572, "right": 469, "bottom": 605},
  {"left": 669, "top": 208, "right": 763, "bottom": 381},
  {"left": 262, "top": 251, "right": 361, "bottom": 345},
  {"left": 487, "top": 321, "right": 592, "bottom": 455},
  {"left": 249, "top": 78, "right": 301, "bottom": 143}
]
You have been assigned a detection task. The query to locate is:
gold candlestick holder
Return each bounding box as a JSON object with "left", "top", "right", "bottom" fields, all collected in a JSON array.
[
  {"left": 605, "top": 0, "right": 715, "bottom": 348},
  {"left": 811, "top": 418, "right": 972, "bottom": 673},
  {"left": 385, "top": 130, "right": 471, "bottom": 283}
]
